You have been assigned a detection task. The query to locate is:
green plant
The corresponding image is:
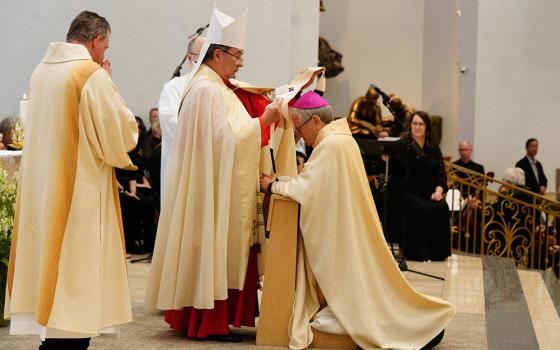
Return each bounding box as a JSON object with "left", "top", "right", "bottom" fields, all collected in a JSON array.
[{"left": 0, "top": 168, "right": 17, "bottom": 326}]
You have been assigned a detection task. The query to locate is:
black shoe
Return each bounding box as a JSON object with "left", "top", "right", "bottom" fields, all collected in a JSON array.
[
  {"left": 420, "top": 329, "right": 444, "bottom": 349},
  {"left": 200, "top": 333, "right": 243, "bottom": 343}
]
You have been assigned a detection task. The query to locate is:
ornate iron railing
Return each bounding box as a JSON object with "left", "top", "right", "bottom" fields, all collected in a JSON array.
[{"left": 446, "top": 161, "right": 560, "bottom": 275}]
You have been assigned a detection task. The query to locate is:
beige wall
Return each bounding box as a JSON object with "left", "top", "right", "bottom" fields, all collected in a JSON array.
[
  {"left": 319, "top": 0, "right": 459, "bottom": 157},
  {"left": 474, "top": 0, "right": 560, "bottom": 187},
  {"left": 0, "top": 0, "right": 319, "bottom": 125},
  {"left": 319, "top": 0, "right": 425, "bottom": 122}
]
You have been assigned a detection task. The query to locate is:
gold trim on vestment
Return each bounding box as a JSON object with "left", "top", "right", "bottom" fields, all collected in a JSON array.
[
  {"left": 7, "top": 176, "right": 23, "bottom": 297},
  {"left": 32, "top": 61, "right": 100, "bottom": 326}
]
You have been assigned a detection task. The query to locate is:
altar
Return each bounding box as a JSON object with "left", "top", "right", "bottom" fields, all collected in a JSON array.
[{"left": 0, "top": 150, "right": 22, "bottom": 182}]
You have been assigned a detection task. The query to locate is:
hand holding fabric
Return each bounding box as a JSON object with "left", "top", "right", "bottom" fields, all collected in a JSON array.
[{"left": 262, "top": 98, "right": 282, "bottom": 126}]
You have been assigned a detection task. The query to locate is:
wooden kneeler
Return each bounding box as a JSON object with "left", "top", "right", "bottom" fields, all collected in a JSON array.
[{"left": 256, "top": 195, "right": 357, "bottom": 349}]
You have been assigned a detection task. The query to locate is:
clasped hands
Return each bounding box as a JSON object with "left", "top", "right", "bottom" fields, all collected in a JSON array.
[
  {"left": 259, "top": 174, "right": 277, "bottom": 194},
  {"left": 430, "top": 187, "right": 444, "bottom": 202}
]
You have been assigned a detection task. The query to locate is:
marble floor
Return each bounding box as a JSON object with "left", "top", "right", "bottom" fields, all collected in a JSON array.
[{"left": 1, "top": 254, "right": 559, "bottom": 349}]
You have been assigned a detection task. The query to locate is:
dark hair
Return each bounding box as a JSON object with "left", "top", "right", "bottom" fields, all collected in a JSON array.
[
  {"left": 66, "top": 11, "right": 111, "bottom": 43},
  {"left": 525, "top": 138, "right": 538, "bottom": 148},
  {"left": 202, "top": 44, "right": 231, "bottom": 63},
  {"left": 402, "top": 111, "right": 434, "bottom": 146},
  {"left": 134, "top": 116, "right": 147, "bottom": 135}
]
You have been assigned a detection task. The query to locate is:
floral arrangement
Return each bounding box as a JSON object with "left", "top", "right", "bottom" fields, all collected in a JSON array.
[
  {"left": 0, "top": 168, "right": 17, "bottom": 326},
  {"left": 9, "top": 118, "right": 24, "bottom": 150}
]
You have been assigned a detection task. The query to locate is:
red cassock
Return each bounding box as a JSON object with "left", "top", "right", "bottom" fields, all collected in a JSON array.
[{"left": 164, "top": 85, "right": 271, "bottom": 338}]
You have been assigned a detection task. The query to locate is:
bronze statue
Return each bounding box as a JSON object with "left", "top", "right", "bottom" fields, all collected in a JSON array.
[
  {"left": 347, "top": 87, "right": 383, "bottom": 136},
  {"left": 318, "top": 37, "right": 344, "bottom": 78}
]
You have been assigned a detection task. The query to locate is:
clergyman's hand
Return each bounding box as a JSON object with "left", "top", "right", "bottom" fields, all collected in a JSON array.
[
  {"left": 262, "top": 98, "right": 283, "bottom": 126},
  {"left": 259, "top": 174, "right": 276, "bottom": 193},
  {"left": 102, "top": 59, "right": 112, "bottom": 78},
  {"left": 300, "top": 67, "right": 326, "bottom": 91}
]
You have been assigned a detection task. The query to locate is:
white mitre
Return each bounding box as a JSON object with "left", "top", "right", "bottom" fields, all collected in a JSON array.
[{"left": 182, "top": 5, "right": 248, "bottom": 91}]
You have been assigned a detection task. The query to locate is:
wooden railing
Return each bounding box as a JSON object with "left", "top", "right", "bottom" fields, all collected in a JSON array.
[{"left": 446, "top": 161, "right": 560, "bottom": 275}]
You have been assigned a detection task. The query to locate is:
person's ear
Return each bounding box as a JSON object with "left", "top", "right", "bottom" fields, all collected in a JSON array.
[
  {"left": 213, "top": 48, "right": 222, "bottom": 62},
  {"left": 91, "top": 35, "right": 101, "bottom": 49},
  {"left": 312, "top": 115, "right": 321, "bottom": 123}
]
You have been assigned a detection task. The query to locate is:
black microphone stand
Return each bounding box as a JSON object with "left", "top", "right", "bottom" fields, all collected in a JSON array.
[
  {"left": 373, "top": 84, "right": 443, "bottom": 280},
  {"left": 170, "top": 24, "right": 209, "bottom": 79}
]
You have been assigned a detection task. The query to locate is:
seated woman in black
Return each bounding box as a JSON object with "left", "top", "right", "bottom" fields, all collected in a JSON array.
[{"left": 389, "top": 111, "right": 451, "bottom": 261}]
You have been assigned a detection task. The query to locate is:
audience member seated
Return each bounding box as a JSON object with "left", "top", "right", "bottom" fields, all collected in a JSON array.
[
  {"left": 515, "top": 138, "right": 547, "bottom": 195},
  {"left": 388, "top": 111, "right": 451, "bottom": 261},
  {"left": 453, "top": 140, "right": 484, "bottom": 174},
  {"left": 140, "top": 118, "right": 162, "bottom": 165},
  {"left": 146, "top": 121, "right": 162, "bottom": 205},
  {"left": 487, "top": 167, "right": 558, "bottom": 273},
  {"left": 116, "top": 161, "right": 158, "bottom": 254},
  {"left": 0, "top": 117, "right": 18, "bottom": 150},
  {"left": 117, "top": 117, "right": 159, "bottom": 254}
]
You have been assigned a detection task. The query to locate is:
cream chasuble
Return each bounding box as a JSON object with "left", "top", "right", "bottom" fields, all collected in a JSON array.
[
  {"left": 146, "top": 65, "right": 261, "bottom": 310},
  {"left": 5, "top": 42, "right": 138, "bottom": 338},
  {"left": 272, "top": 118, "right": 456, "bottom": 350}
]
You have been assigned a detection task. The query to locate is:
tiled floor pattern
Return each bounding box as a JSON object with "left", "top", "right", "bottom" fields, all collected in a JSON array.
[{"left": 2, "top": 254, "right": 560, "bottom": 349}]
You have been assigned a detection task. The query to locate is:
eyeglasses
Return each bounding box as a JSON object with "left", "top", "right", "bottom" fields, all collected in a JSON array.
[
  {"left": 294, "top": 117, "right": 312, "bottom": 133},
  {"left": 221, "top": 49, "right": 244, "bottom": 62},
  {"left": 411, "top": 122, "right": 425, "bottom": 128}
]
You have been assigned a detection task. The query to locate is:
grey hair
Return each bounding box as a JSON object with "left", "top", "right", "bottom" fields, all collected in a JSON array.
[
  {"left": 187, "top": 35, "right": 203, "bottom": 54},
  {"left": 66, "top": 11, "right": 111, "bottom": 43},
  {"left": 503, "top": 167, "right": 525, "bottom": 186},
  {"left": 289, "top": 105, "right": 334, "bottom": 124}
]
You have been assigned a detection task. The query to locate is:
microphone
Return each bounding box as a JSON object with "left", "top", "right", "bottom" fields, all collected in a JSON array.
[
  {"left": 171, "top": 56, "right": 187, "bottom": 79},
  {"left": 171, "top": 24, "right": 209, "bottom": 79},
  {"left": 369, "top": 83, "right": 391, "bottom": 104}
]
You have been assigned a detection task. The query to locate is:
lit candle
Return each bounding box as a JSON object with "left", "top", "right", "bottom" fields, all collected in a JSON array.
[{"left": 19, "top": 93, "right": 28, "bottom": 126}]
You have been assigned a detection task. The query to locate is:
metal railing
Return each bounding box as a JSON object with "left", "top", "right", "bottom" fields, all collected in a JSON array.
[{"left": 446, "top": 161, "right": 560, "bottom": 275}]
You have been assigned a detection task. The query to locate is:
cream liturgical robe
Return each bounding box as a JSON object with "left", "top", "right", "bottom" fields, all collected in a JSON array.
[
  {"left": 272, "top": 118, "right": 456, "bottom": 350},
  {"left": 146, "top": 64, "right": 261, "bottom": 310},
  {"left": 5, "top": 42, "right": 138, "bottom": 339}
]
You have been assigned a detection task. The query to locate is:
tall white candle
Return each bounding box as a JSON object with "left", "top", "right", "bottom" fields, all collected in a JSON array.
[{"left": 19, "top": 93, "right": 28, "bottom": 126}]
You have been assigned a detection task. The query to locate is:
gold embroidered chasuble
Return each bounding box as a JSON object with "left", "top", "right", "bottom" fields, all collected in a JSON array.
[{"left": 146, "top": 65, "right": 261, "bottom": 310}]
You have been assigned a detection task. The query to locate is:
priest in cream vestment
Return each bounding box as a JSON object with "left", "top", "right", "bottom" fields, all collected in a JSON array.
[
  {"left": 5, "top": 11, "right": 138, "bottom": 350},
  {"left": 146, "top": 7, "right": 282, "bottom": 341},
  {"left": 260, "top": 91, "right": 456, "bottom": 350}
]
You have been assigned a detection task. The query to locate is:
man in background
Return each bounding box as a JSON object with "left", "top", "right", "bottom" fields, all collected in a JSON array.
[
  {"left": 148, "top": 107, "right": 159, "bottom": 128},
  {"left": 453, "top": 140, "right": 485, "bottom": 175},
  {"left": 516, "top": 138, "right": 547, "bottom": 195}
]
